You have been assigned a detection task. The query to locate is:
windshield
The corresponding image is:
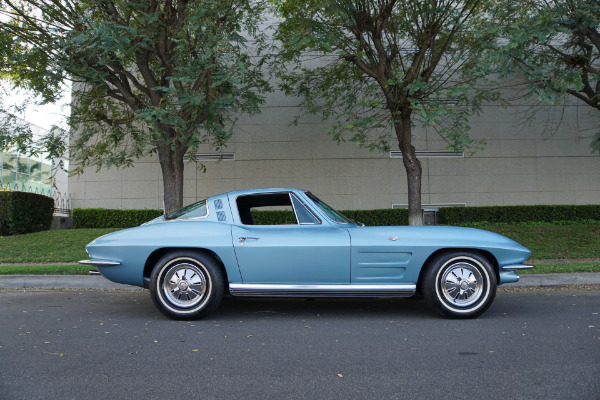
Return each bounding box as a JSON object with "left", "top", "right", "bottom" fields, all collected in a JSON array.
[
  {"left": 164, "top": 199, "right": 207, "bottom": 220},
  {"left": 305, "top": 192, "right": 354, "bottom": 224}
]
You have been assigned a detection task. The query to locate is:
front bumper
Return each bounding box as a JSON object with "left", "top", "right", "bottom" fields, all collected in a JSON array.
[{"left": 499, "top": 263, "right": 535, "bottom": 284}]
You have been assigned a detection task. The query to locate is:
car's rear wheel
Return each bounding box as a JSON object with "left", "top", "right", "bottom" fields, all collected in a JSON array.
[
  {"left": 150, "top": 251, "right": 224, "bottom": 320},
  {"left": 423, "top": 251, "right": 497, "bottom": 318}
]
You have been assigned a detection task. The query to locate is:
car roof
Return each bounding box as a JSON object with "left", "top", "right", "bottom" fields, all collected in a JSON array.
[{"left": 218, "top": 188, "right": 306, "bottom": 198}]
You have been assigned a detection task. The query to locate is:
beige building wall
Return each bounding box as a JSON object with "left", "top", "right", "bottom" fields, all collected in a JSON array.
[{"left": 69, "top": 89, "right": 600, "bottom": 211}]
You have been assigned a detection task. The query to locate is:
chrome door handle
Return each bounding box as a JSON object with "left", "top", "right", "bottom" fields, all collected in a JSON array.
[{"left": 238, "top": 237, "right": 259, "bottom": 244}]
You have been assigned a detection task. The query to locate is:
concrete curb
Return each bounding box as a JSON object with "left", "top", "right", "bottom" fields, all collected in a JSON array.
[
  {"left": 1, "top": 273, "right": 599, "bottom": 290},
  {"left": 507, "top": 272, "right": 600, "bottom": 287},
  {"left": 0, "top": 275, "right": 141, "bottom": 290}
]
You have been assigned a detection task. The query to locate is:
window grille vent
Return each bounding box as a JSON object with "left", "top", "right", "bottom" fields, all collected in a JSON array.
[
  {"left": 217, "top": 211, "right": 227, "bottom": 222},
  {"left": 214, "top": 199, "right": 223, "bottom": 210},
  {"left": 185, "top": 153, "right": 235, "bottom": 162},
  {"left": 389, "top": 150, "right": 464, "bottom": 159},
  {"left": 392, "top": 203, "right": 466, "bottom": 209}
]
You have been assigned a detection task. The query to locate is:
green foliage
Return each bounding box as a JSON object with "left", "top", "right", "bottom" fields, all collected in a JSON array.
[
  {"left": 272, "top": 0, "right": 500, "bottom": 225},
  {"left": 481, "top": 222, "right": 600, "bottom": 260},
  {"left": 252, "top": 208, "right": 409, "bottom": 226},
  {"left": 73, "top": 205, "right": 600, "bottom": 229},
  {"left": 340, "top": 209, "right": 409, "bottom": 226},
  {"left": 517, "top": 262, "right": 600, "bottom": 275},
  {"left": 0, "top": 191, "right": 54, "bottom": 235},
  {"left": 0, "top": 264, "right": 94, "bottom": 275},
  {"left": 0, "top": 228, "right": 118, "bottom": 263},
  {"left": 480, "top": 0, "right": 600, "bottom": 153},
  {"left": 73, "top": 208, "right": 162, "bottom": 229},
  {"left": 251, "top": 210, "right": 298, "bottom": 225},
  {"left": 272, "top": 0, "right": 497, "bottom": 153},
  {"left": 0, "top": 0, "right": 270, "bottom": 212},
  {"left": 439, "top": 205, "right": 600, "bottom": 225}
]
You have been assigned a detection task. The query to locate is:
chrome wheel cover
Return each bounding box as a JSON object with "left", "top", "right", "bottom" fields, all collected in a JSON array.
[
  {"left": 439, "top": 261, "right": 484, "bottom": 307},
  {"left": 162, "top": 262, "right": 207, "bottom": 309}
]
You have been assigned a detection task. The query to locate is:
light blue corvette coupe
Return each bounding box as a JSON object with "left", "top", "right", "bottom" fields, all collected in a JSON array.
[{"left": 80, "top": 188, "right": 534, "bottom": 319}]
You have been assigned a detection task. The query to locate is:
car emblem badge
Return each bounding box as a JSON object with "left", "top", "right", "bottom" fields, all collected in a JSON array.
[{"left": 388, "top": 236, "right": 398, "bottom": 241}]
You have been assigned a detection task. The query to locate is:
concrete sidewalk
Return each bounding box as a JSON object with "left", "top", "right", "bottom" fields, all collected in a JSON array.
[{"left": 1, "top": 273, "right": 599, "bottom": 290}]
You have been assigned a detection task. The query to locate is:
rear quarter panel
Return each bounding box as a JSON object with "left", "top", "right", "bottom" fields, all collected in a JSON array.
[{"left": 86, "top": 220, "right": 240, "bottom": 287}]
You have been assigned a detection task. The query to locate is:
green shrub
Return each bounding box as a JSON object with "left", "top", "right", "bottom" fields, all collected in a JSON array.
[
  {"left": 341, "top": 208, "right": 409, "bottom": 226},
  {"left": 251, "top": 210, "right": 297, "bottom": 225},
  {"left": 439, "top": 205, "right": 600, "bottom": 225},
  {"left": 71, "top": 204, "right": 599, "bottom": 229},
  {"left": 250, "top": 208, "right": 409, "bottom": 226},
  {"left": 73, "top": 208, "right": 162, "bottom": 228},
  {"left": 0, "top": 191, "right": 54, "bottom": 235}
]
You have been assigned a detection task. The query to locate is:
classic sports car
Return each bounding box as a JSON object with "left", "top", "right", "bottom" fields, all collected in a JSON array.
[{"left": 80, "top": 188, "right": 533, "bottom": 319}]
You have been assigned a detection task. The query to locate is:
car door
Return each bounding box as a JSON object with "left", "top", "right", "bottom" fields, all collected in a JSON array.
[{"left": 230, "top": 192, "right": 350, "bottom": 284}]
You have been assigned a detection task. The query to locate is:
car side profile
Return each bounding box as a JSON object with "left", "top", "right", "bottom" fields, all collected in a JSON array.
[{"left": 80, "top": 188, "right": 534, "bottom": 319}]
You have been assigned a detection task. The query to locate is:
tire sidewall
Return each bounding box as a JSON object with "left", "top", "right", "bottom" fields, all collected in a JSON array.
[
  {"left": 424, "top": 252, "right": 497, "bottom": 318},
  {"left": 150, "top": 251, "right": 224, "bottom": 320}
]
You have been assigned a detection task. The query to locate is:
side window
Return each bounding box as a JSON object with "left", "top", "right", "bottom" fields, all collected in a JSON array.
[{"left": 236, "top": 193, "right": 319, "bottom": 225}]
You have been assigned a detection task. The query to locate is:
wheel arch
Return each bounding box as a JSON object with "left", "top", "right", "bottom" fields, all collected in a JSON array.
[
  {"left": 143, "top": 247, "right": 228, "bottom": 289},
  {"left": 416, "top": 248, "right": 499, "bottom": 292}
]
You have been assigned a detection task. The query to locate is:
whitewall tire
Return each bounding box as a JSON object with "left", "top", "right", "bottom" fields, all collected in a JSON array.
[
  {"left": 150, "top": 251, "right": 224, "bottom": 320},
  {"left": 423, "top": 251, "right": 497, "bottom": 318}
]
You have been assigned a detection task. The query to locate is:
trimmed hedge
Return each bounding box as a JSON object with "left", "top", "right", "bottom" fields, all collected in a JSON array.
[
  {"left": 342, "top": 208, "right": 409, "bottom": 226},
  {"left": 438, "top": 205, "right": 600, "bottom": 225},
  {"left": 249, "top": 209, "right": 410, "bottom": 225},
  {"left": 251, "top": 210, "right": 297, "bottom": 225},
  {"left": 73, "top": 208, "right": 163, "bottom": 228},
  {"left": 72, "top": 204, "right": 599, "bottom": 229},
  {"left": 0, "top": 191, "right": 54, "bottom": 235}
]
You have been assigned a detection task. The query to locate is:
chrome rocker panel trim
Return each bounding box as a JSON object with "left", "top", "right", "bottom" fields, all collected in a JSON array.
[
  {"left": 229, "top": 283, "right": 416, "bottom": 298},
  {"left": 502, "top": 264, "right": 535, "bottom": 271},
  {"left": 79, "top": 259, "right": 121, "bottom": 267}
]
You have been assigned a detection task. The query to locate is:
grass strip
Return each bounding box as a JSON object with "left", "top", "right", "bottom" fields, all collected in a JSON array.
[
  {"left": 469, "top": 222, "right": 600, "bottom": 260},
  {"left": 0, "top": 228, "right": 119, "bottom": 263},
  {"left": 518, "top": 262, "right": 600, "bottom": 274},
  {"left": 0, "top": 265, "right": 95, "bottom": 275}
]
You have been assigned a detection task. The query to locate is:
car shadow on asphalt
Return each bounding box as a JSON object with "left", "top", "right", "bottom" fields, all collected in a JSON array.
[{"left": 212, "top": 297, "right": 436, "bottom": 320}]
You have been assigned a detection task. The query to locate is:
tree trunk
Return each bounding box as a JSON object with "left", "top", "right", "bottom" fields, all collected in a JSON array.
[
  {"left": 157, "top": 143, "right": 187, "bottom": 214},
  {"left": 394, "top": 109, "right": 423, "bottom": 226}
]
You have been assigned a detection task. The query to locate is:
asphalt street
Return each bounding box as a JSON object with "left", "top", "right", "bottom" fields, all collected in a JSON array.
[{"left": 0, "top": 286, "right": 598, "bottom": 400}]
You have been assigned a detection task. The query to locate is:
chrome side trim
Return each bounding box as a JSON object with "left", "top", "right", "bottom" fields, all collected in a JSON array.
[
  {"left": 79, "top": 259, "right": 121, "bottom": 267},
  {"left": 502, "top": 264, "right": 535, "bottom": 271},
  {"left": 229, "top": 284, "right": 416, "bottom": 298}
]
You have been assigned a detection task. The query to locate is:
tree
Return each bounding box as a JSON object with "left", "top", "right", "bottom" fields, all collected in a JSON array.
[
  {"left": 485, "top": 0, "right": 600, "bottom": 152},
  {"left": 0, "top": 0, "right": 269, "bottom": 212},
  {"left": 273, "top": 0, "right": 496, "bottom": 225},
  {"left": 0, "top": 13, "right": 64, "bottom": 161}
]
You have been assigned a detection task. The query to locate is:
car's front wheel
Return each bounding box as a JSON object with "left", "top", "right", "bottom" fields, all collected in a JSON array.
[
  {"left": 150, "top": 251, "right": 224, "bottom": 320},
  {"left": 423, "top": 251, "right": 497, "bottom": 318}
]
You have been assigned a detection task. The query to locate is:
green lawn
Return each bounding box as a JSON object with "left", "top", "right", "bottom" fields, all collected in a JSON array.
[
  {"left": 0, "top": 223, "right": 598, "bottom": 275},
  {"left": 475, "top": 223, "right": 600, "bottom": 260},
  {"left": 518, "top": 262, "right": 600, "bottom": 274},
  {"left": 0, "top": 228, "right": 119, "bottom": 263},
  {"left": 0, "top": 264, "right": 92, "bottom": 275}
]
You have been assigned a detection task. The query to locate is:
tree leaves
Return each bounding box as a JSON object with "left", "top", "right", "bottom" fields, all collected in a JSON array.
[
  {"left": 481, "top": 0, "right": 600, "bottom": 153},
  {"left": 1, "top": 0, "right": 270, "bottom": 211}
]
